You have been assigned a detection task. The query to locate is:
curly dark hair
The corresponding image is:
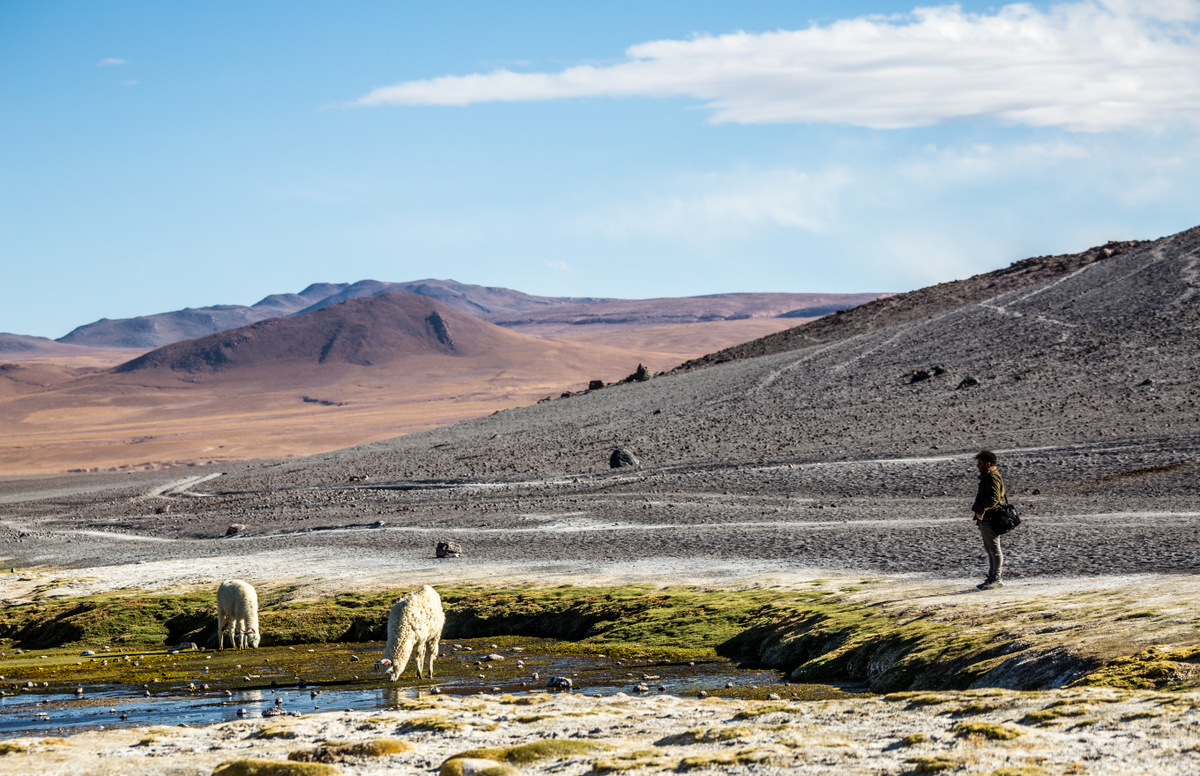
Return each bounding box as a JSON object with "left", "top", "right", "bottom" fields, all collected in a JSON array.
[{"left": 974, "top": 450, "right": 997, "bottom": 466}]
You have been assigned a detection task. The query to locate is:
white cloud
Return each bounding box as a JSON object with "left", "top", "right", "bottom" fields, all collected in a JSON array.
[
  {"left": 577, "top": 168, "right": 854, "bottom": 241},
  {"left": 544, "top": 259, "right": 573, "bottom": 272},
  {"left": 122, "top": 80, "right": 139, "bottom": 87},
  {"left": 96, "top": 58, "right": 127, "bottom": 67},
  {"left": 350, "top": 1, "right": 1200, "bottom": 132}
]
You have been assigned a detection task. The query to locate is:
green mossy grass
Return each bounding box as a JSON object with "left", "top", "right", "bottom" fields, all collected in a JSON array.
[
  {"left": 676, "top": 749, "right": 774, "bottom": 770},
  {"left": 3, "top": 581, "right": 1200, "bottom": 696},
  {"left": 655, "top": 727, "right": 752, "bottom": 745},
  {"left": 907, "top": 755, "right": 959, "bottom": 773},
  {"left": 287, "top": 738, "right": 411, "bottom": 762},
  {"left": 446, "top": 739, "right": 604, "bottom": 766},
  {"left": 210, "top": 760, "right": 340, "bottom": 776},
  {"left": 953, "top": 721, "right": 1022, "bottom": 740}
]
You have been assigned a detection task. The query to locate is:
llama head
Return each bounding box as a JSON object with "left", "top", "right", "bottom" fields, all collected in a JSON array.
[{"left": 244, "top": 626, "right": 261, "bottom": 649}]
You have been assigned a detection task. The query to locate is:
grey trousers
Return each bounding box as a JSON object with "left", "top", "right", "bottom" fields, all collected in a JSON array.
[{"left": 977, "top": 519, "right": 1002, "bottom": 580}]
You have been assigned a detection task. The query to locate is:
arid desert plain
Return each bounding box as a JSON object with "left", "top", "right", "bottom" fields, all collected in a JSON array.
[{"left": 1, "top": 228, "right": 1199, "bottom": 775}]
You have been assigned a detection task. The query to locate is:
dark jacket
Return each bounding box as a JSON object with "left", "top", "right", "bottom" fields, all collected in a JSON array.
[{"left": 972, "top": 468, "right": 1005, "bottom": 516}]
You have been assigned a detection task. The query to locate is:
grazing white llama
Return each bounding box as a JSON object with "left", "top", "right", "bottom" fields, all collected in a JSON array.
[
  {"left": 380, "top": 585, "right": 445, "bottom": 680},
  {"left": 216, "top": 579, "right": 261, "bottom": 650}
]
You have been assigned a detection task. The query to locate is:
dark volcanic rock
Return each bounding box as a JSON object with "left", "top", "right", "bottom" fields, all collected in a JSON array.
[
  {"left": 436, "top": 541, "right": 463, "bottom": 558},
  {"left": 610, "top": 448, "right": 640, "bottom": 468}
]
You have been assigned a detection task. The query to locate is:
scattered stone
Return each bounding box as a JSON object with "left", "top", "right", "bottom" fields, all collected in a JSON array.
[
  {"left": 369, "top": 520, "right": 385, "bottom": 528},
  {"left": 767, "top": 693, "right": 782, "bottom": 701},
  {"left": 485, "top": 653, "right": 505, "bottom": 662},
  {"left": 547, "top": 676, "right": 573, "bottom": 689},
  {"left": 957, "top": 376, "right": 979, "bottom": 390},
  {"left": 587, "top": 379, "right": 605, "bottom": 391},
  {"left": 634, "top": 683, "right": 650, "bottom": 693},
  {"left": 697, "top": 691, "right": 709, "bottom": 698},
  {"left": 81, "top": 650, "right": 95, "bottom": 656},
  {"left": 610, "top": 447, "right": 639, "bottom": 469},
  {"left": 436, "top": 540, "right": 463, "bottom": 558},
  {"left": 624, "top": 363, "right": 656, "bottom": 382},
  {"left": 224, "top": 523, "right": 247, "bottom": 537}
]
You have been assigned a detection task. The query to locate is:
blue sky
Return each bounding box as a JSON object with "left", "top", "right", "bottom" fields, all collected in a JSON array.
[{"left": 2, "top": 1, "right": 1199, "bottom": 339}]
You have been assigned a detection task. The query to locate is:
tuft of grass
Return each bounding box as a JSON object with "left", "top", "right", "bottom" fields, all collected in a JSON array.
[
  {"left": 447, "top": 739, "right": 605, "bottom": 766},
  {"left": 677, "top": 750, "right": 773, "bottom": 771},
  {"left": 0, "top": 743, "right": 26, "bottom": 755},
  {"left": 399, "top": 715, "right": 464, "bottom": 733},
  {"left": 899, "top": 733, "right": 928, "bottom": 746},
  {"left": 496, "top": 694, "right": 547, "bottom": 706},
  {"left": 1115, "top": 611, "right": 1158, "bottom": 621},
  {"left": 1121, "top": 710, "right": 1162, "bottom": 721},
  {"left": 988, "top": 768, "right": 1050, "bottom": 776},
  {"left": 655, "top": 727, "right": 751, "bottom": 746},
  {"left": 1021, "top": 705, "right": 1090, "bottom": 725},
  {"left": 953, "top": 721, "right": 1022, "bottom": 740},
  {"left": 733, "top": 704, "right": 794, "bottom": 719},
  {"left": 907, "top": 755, "right": 959, "bottom": 773},
  {"left": 1073, "top": 645, "right": 1200, "bottom": 690},
  {"left": 289, "top": 739, "right": 411, "bottom": 763},
  {"left": 947, "top": 700, "right": 1010, "bottom": 716},
  {"left": 592, "top": 752, "right": 664, "bottom": 773},
  {"left": 254, "top": 726, "right": 300, "bottom": 740},
  {"left": 211, "top": 760, "right": 340, "bottom": 776},
  {"left": 886, "top": 693, "right": 952, "bottom": 707}
]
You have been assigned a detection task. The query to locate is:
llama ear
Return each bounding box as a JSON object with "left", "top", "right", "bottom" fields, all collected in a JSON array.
[{"left": 380, "top": 659, "right": 391, "bottom": 665}]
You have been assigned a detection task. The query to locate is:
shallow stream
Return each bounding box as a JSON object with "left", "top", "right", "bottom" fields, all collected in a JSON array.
[{"left": 0, "top": 638, "right": 807, "bottom": 738}]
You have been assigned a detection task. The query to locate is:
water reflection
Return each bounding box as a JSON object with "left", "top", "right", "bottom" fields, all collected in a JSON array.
[{"left": 0, "top": 652, "right": 786, "bottom": 739}]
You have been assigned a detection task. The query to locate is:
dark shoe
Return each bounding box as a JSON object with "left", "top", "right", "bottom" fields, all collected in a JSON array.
[{"left": 977, "top": 580, "right": 1004, "bottom": 590}]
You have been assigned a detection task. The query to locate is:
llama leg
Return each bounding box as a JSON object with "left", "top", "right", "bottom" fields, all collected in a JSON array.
[
  {"left": 389, "top": 637, "right": 415, "bottom": 680},
  {"left": 415, "top": 641, "right": 428, "bottom": 679},
  {"left": 427, "top": 637, "right": 440, "bottom": 678},
  {"left": 218, "top": 611, "right": 226, "bottom": 650}
]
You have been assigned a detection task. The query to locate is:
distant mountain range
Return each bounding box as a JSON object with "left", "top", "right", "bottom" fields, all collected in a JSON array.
[
  {"left": 114, "top": 291, "right": 534, "bottom": 374},
  {"left": 34, "top": 279, "right": 881, "bottom": 350}
]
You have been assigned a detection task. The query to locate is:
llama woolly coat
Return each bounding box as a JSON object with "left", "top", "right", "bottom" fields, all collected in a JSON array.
[{"left": 382, "top": 585, "right": 444, "bottom": 680}]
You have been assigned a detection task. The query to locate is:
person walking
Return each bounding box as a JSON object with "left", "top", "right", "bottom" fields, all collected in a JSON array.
[{"left": 972, "top": 450, "right": 1005, "bottom": 590}]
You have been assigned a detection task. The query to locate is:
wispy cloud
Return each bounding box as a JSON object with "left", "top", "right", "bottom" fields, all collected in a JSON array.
[
  {"left": 96, "top": 58, "right": 127, "bottom": 67},
  {"left": 576, "top": 168, "right": 854, "bottom": 241},
  {"left": 544, "top": 259, "right": 573, "bottom": 272},
  {"left": 350, "top": 1, "right": 1200, "bottom": 132}
]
